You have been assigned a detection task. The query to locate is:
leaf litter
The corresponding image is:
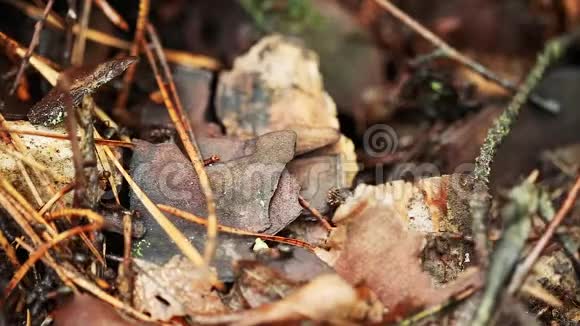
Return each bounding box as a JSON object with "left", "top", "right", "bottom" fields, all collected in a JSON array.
[{"left": 1, "top": 1, "right": 580, "bottom": 325}]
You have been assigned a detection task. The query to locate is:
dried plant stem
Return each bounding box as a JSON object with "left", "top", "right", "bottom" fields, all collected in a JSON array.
[
  {"left": 142, "top": 25, "right": 219, "bottom": 265},
  {"left": 158, "top": 204, "right": 316, "bottom": 252},
  {"left": 93, "top": 0, "right": 128, "bottom": 31},
  {"left": 9, "top": 0, "right": 55, "bottom": 95},
  {"left": 113, "top": 0, "right": 149, "bottom": 120},
  {"left": 373, "top": 0, "right": 559, "bottom": 113},
  {"left": 63, "top": 0, "right": 77, "bottom": 63},
  {"left": 74, "top": 96, "right": 99, "bottom": 208},
  {"left": 0, "top": 187, "right": 73, "bottom": 295},
  {"left": 0, "top": 228, "right": 20, "bottom": 268},
  {"left": 39, "top": 183, "right": 75, "bottom": 215},
  {"left": 471, "top": 34, "right": 574, "bottom": 265},
  {"left": 16, "top": 240, "right": 152, "bottom": 322},
  {"left": 60, "top": 79, "right": 85, "bottom": 208},
  {"left": 70, "top": 0, "right": 91, "bottom": 65},
  {"left": 0, "top": 178, "right": 57, "bottom": 237},
  {"left": 298, "top": 195, "right": 333, "bottom": 231},
  {"left": 1, "top": 2, "right": 220, "bottom": 69},
  {"left": 16, "top": 161, "right": 43, "bottom": 206},
  {"left": 0, "top": 127, "right": 132, "bottom": 148},
  {"left": 3, "top": 209, "right": 103, "bottom": 297},
  {"left": 471, "top": 174, "right": 539, "bottom": 326},
  {"left": 119, "top": 212, "right": 133, "bottom": 302},
  {"left": 508, "top": 174, "right": 580, "bottom": 294},
  {"left": 400, "top": 285, "right": 478, "bottom": 325}
]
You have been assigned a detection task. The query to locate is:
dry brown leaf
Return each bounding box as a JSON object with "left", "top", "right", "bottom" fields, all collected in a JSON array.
[
  {"left": 216, "top": 35, "right": 341, "bottom": 155},
  {"left": 316, "top": 175, "right": 480, "bottom": 319},
  {"left": 229, "top": 274, "right": 382, "bottom": 326},
  {"left": 0, "top": 120, "right": 121, "bottom": 205},
  {"left": 130, "top": 131, "right": 302, "bottom": 279},
  {"left": 226, "top": 261, "right": 299, "bottom": 310},
  {"left": 288, "top": 135, "right": 358, "bottom": 214},
  {"left": 53, "top": 293, "right": 152, "bottom": 326},
  {"left": 133, "top": 255, "right": 227, "bottom": 321}
]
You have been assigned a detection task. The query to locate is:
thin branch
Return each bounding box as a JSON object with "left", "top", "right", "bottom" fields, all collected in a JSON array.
[
  {"left": 142, "top": 24, "right": 219, "bottom": 266},
  {"left": 508, "top": 174, "right": 580, "bottom": 294},
  {"left": 2, "top": 0, "right": 220, "bottom": 69},
  {"left": 471, "top": 173, "right": 539, "bottom": 326},
  {"left": 3, "top": 209, "right": 103, "bottom": 298},
  {"left": 113, "top": 0, "right": 149, "bottom": 121},
  {"left": 374, "top": 0, "right": 560, "bottom": 113},
  {"left": 298, "top": 195, "right": 333, "bottom": 231},
  {"left": 70, "top": 0, "right": 91, "bottom": 65},
  {"left": 93, "top": 0, "right": 128, "bottom": 31},
  {"left": 9, "top": 0, "right": 55, "bottom": 95},
  {"left": 73, "top": 96, "right": 99, "bottom": 208},
  {"left": 158, "top": 204, "right": 316, "bottom": 252},
  {"left": 0, "top": 127, "right": 133, "bottom": 147},
  {"left": 470, "top": 33, "right": 575, "bottom": 265}
]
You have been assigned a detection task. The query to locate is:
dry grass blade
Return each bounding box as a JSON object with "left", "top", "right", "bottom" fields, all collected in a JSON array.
[
  {"left": 0, "top": 178, "right": 57, "bottom": 237},
  {"left": 158, "top": 204, "right": 316, "bottom": 252},
  {"left": 93, "top": 0, "right": 128, "bottom": 31},
  {"left": 39, "top": 183, "right": 75, "bottom": 215},
  {"left": 373, "top": 0, "right": 558, "bottom": 113},
  {"left": 9, "top": 0, "right": 55, "bottom": 95},
  {"left": 16, "top": 240, "right": 153, "bottom": 322},
  {"left": 142, "top": 24, "right": 219, "bottom": 265},
  {"left": 0, "top": 187, "right": 74, "bottom": 294},
  {"left": 70, "top": 0, "right": 91, "bottom": 65},
  {"left": 0, "top": 146, "right": 67, "bottom": 183},
  {"left": 0, "top": 127, "right": 132, "bottom": 148},
  {"left": 113, "top": 0, "right": 149, "bottom": 121},
  {"left": 2, "top": 0, "right": 220, "bottom": 69},
  {"left": 102, "top": 145, "right": 206, "bottom": 268},
  {"left": 3, "top": 209, "right": 104, "bottom": 298},
  {"left": 298, "top": 195, "right": 333, "bottom": 231},
  {"left": 0, "top": 31, "right": 59, "bottom": 84},
  {"left": 0, "top": 228, "right": 20, "bottom": 268}
]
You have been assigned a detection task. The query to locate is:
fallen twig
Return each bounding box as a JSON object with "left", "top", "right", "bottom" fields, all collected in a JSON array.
[
  {"left": 0, "top": 127, "right": 133, "bottom": 148},
  {"left": 508, "top": 174, "right": 580, "bottom": 294},
  {"left": 298, "top": 195, "right": 333, "bottom": 231},
  {"left": 113, "top": 0, "right": 149, "bottom": 122},
  {"left": 93, "top": 0, "right": 128, "bottom": 31},
  {"left": 470, "top": 31, "right": 578, "bottom": 265},
  {"left": 3, "top": 209, "right": 104, "bottom": 298},
  {"left": 142, "top": 23, "right": 219, "bottom": 266},
  {"left": 158, "top": 204, "right": 316, "bottom": 252},
  {"left": 70, "top": 0, "right": 91, "bottom": 65},
  {"left": 374, "top": 0, "right": 560, "bottom": 113},
  {"left": 471, "top": 173, "right": 539, "bottom": 326},
  {"left": 8, "top": 0, "right": 55, "bottom": 95}
]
